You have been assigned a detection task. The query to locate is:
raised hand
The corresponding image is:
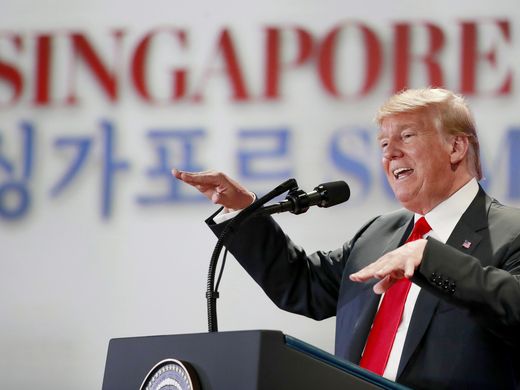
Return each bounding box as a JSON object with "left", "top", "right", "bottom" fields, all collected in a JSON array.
[
  {"left": 349, "top": 239, "right": 427, "bottom": 294},
  {"left": 172, "top": 169, "right": 255, "bottom": 211}
]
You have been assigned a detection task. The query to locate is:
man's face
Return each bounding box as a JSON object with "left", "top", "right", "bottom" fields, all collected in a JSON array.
[{"left": 379, "top": 111, "right": 457, "bottom": 214}]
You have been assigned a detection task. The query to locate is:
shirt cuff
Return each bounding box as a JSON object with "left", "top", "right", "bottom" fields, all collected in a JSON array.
[
  {"left": 212, "top": 193, "right": 257, "bottom": 224},
  {"left": 213, "top": 209, "right": 241, "bottom": 224}
]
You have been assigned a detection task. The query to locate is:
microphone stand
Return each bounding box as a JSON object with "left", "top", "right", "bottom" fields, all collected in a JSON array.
[{"left": 206, "top": 178, "right": 298, "bottom": 332}]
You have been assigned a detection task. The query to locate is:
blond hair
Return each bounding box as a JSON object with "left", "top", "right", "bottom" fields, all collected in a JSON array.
[{"left": 376, "top": 88, "right": 482, "bottom": 180}]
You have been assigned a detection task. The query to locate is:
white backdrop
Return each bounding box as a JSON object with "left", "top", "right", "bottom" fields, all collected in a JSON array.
[{"left": 2, "top": 1, "right": 520, "bottom": 388}]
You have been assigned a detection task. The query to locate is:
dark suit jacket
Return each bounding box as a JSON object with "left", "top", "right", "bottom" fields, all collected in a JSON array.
[{"left": 208, "top": 188, "right": 520, "bottom": 389}]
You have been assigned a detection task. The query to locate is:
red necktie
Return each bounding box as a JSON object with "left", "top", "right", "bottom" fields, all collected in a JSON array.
[{"left": 359, "top": 216, "right": 432, "bottom": 375}]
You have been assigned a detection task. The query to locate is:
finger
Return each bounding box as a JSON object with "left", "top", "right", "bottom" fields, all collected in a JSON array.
[
  {"left": 373, "top": 275, "right": 396, "bottom": 294},
  {"left": 404, "top": 260, "right": 415, "bottom": 279},
  {"left": 351, "top": 258, "right": 403, "bottom": 283},
  {"left": 195, "top": 184, "right": 215, "bottom": 193},
  {"left": 211, "top": 190, "right": 227, "bottom": 204},
  {"left": 350, "top": 253, "right": 393, "bottom": 281},
  {"left": 374, "top": 265, "right": 392, "bottom": 280},
  {"left": 350, "top": 264, "right": 380, "bottom": 282},
  {"left": 171, "top": 168, "right": 182, "bottom": 179},
  {"left": 374, "top": 262, "right": 404, "bottom": 280},
  {"left": 349, "top": 269, "right": 369, "bottom": 282},
  {"left": 172, "top": 169, "right": 221, "bottom": 187}
]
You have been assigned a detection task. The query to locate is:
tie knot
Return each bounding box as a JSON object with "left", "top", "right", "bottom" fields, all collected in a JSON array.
[{"left": 407, "top": 216, "right": 432, "bottom": 242}]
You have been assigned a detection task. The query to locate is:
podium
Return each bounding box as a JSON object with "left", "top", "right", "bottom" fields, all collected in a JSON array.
[{"left": 102, "top": 330, "right": 409, "bottom": 389}]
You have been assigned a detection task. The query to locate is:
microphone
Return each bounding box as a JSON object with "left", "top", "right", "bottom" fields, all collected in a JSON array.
[{"left": 256, "top": 181, "right": 350, "bottom": 216}]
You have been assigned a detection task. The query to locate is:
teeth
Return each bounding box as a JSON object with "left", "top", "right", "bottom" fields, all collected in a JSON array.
[{"left": 393, "top": 167, "right": 412, "bottom": 178}]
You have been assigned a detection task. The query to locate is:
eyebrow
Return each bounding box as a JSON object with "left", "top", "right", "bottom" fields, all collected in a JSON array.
[{"left": 377, "top": 122, "right": 419, "bottom": 141}]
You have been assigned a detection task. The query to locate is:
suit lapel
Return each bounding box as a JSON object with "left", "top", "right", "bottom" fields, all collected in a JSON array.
[
  {"left": 396, "top": 188, "right": 490, "bottom": 378},
  {"left": 348, "top": 282, "right": 381, "bottom": 364},
  {"left": 383, "top": 215, "right": 415, "bottom": 255},
  {"left": 442, "top": 187, "right": 489, "bottom": 262}
]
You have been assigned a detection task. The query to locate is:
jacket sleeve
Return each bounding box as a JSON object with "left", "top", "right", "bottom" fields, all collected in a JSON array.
[
  {"left": 207, "top": 211, "right": 376, "bottom": 321},
  {"left": 414, "top": 232, "right": 520, "bottom": 346}
]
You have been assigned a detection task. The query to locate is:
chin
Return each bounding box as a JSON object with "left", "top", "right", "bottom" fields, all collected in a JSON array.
[
  {"left": 392, "top": 187, "right": 411, "bottom": 200},
  {"left": 394, "top": 192, "right": 418, "bottom": 209}
]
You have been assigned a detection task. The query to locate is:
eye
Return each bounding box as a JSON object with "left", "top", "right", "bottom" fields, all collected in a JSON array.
[
  {"left": 402, "top": 132, "right": 415, "bottom": 142},
  {"left": 379, "top": 140, "right": 388, "bottom": 149}
]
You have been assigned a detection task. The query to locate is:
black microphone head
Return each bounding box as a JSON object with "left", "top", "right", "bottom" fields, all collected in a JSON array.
[{"left": 314, "top": 181, "right": 350, "bottom": 208}]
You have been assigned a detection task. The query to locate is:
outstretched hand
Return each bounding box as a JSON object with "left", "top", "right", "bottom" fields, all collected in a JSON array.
[
  {"left": 172, "top": 169, "right": 255, "bottom": 211},
  {"left": 349, "top": 239, "right": 427, "bottom": 294}
]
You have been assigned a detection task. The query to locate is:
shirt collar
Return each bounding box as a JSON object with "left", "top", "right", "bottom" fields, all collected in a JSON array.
[{"left": 416, "top": 178, "right": 479, "bottom": 244}]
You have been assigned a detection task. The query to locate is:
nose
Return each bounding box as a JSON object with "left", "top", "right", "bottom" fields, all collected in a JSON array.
[{"left": 382, "top": 140, "right": 403, "bottom": 160}]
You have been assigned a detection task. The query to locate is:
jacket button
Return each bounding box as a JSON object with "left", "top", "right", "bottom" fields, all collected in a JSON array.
[{"left": 449, "top": 282, "right": 456, "bottom": 294}]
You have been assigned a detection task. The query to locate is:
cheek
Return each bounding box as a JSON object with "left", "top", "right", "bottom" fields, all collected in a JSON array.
[
  {"left": 382, "top": 158, "right": 390, "bottom": 172},
  {"left": 419, "top": 156, "right": 449, "bottom": 182}
]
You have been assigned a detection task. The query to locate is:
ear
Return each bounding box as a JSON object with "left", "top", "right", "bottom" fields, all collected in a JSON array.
[{"left": 449, "top": 135, "right": 469, "bottom": 165}]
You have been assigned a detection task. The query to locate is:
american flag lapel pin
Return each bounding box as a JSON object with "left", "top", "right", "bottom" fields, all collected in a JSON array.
[{"left": 462, "top": 240, "right": 472, "bottom": 249}]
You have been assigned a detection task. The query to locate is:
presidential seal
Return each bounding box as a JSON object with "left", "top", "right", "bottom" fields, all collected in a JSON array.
[{"left": 140, "top": 359, "right": 200, "bottom": 390}]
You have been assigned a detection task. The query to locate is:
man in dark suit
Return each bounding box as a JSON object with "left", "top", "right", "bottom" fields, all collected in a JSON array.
[{"left": 173, "top": 88, "right": 520, "bottom": 389}]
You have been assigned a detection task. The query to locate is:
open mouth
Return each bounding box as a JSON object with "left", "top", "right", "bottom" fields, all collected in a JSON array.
[{"left": 393, "top": 167, "right": 414, "bottom": 180}]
